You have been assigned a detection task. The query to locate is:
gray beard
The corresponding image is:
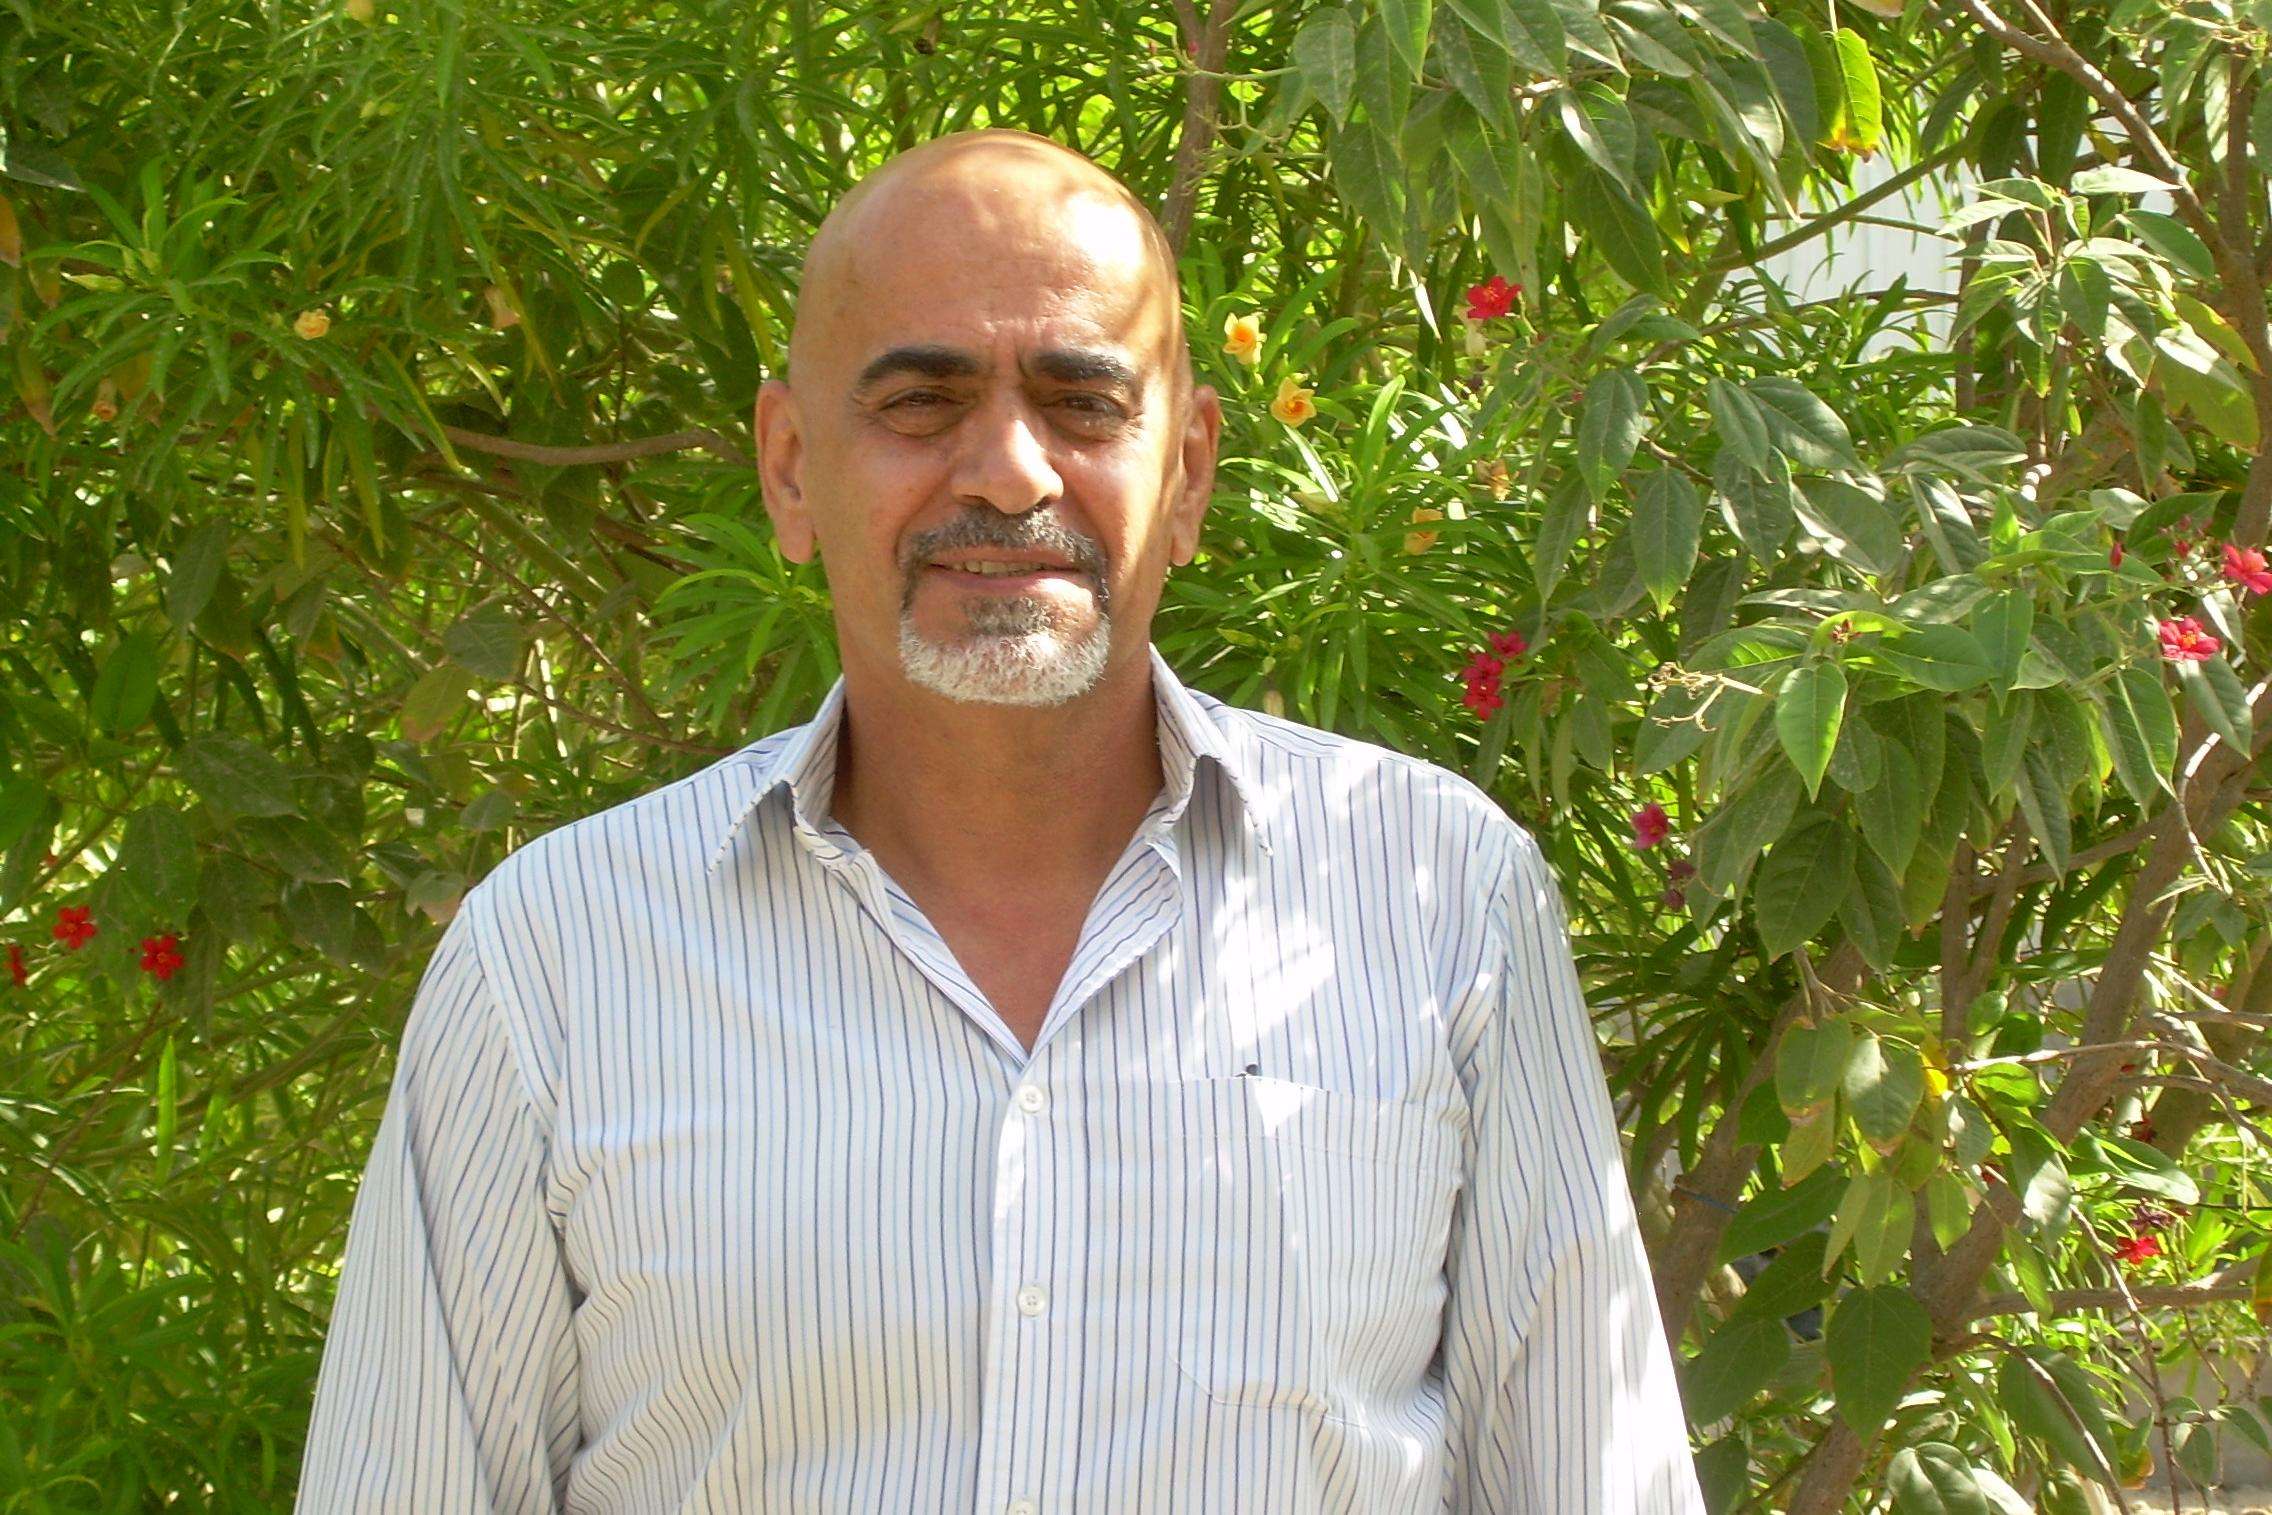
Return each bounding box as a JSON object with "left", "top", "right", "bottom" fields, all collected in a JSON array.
[{"left": 897, "top": 595, "right": 1112, "bottom": 706}]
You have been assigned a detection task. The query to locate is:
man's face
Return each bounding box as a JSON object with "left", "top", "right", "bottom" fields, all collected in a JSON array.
[{"left": 755, "top": 141, "right": 1219, "bottom": 707}]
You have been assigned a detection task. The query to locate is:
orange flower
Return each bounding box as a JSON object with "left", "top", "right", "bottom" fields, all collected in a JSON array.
[
  {"left": 293, "top": 308, "right": 331, "bottom": 339},
  {"left": 1221, "top": 311, "right": 1262, "bottom": 367},
  {"left": 1403, "top": 507, "right": 1443, "bottom": 554},
  {"left": 1271, "top": 373, "right": 1316, "bottom": 427}
]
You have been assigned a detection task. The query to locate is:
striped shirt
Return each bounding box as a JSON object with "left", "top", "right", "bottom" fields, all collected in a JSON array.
[{"left": 296, "top": 643, "right": 1704, "bottom": 1513}]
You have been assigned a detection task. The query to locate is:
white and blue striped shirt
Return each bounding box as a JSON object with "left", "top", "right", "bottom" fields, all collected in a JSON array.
[{"left": 297, "top": 643, "right": 1704, "bottom": 1513}]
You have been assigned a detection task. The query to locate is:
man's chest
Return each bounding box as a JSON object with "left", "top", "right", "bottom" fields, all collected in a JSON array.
[{"left": 534, "top": 868, "right": 1479, "bottom": 1483}]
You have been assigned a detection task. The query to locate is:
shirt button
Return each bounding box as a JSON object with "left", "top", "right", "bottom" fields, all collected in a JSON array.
[
  {"left": 1015, "top": 1285, "right": 1048, "bottom": 1317},
  {"left": 1014, "top": 1084, "right": 1047, "bottom": 1114},
  {"left": 1007, "top": 1501, "right": 1037, "bottom": 1515}
]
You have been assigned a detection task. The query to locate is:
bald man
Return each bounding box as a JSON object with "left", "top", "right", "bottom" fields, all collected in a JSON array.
[{"left": 296, "top": 130, "right": 1704, "bottom": 1514}]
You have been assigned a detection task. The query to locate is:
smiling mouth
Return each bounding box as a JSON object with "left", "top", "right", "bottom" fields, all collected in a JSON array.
[{"left": 924, "top": 559, "right": 1088, "bottom": 588}]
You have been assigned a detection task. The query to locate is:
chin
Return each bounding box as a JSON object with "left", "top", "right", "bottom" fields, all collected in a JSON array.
[{"left": 897, "top": 614, "right": 1113, "bottom": 707}]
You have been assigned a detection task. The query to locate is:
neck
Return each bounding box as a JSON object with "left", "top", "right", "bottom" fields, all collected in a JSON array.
[{"left": 828, "top": 641, "right": 1167, "bottom": 891}]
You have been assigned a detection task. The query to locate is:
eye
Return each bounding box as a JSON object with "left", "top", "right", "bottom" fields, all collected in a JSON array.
[
  {"left": 886, "top": 391, "right": 948, "bottom": 409},
  {"left": 1059, "top": 393, "right": 1123, "bottom": 416}
]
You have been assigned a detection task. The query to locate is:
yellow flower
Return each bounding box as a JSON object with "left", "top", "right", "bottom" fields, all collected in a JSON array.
[
  {"left": 1474, "top": 457, "right": 1512, "bottom": 500},
  {"left": 1403, "top": 506, "right": 1443, "bottom": 554},
  {"left": 293, "top": 308, "right": 331, "bottom": 339},
  {"left": 1271, "top": 373, "right": 1316, "bottom": 427},
  {"left": 1222, "top": 311, "right": 1263, "bottom": 366}
]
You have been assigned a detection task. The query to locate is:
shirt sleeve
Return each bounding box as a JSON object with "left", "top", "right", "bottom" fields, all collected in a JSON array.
[
  {"left": 295, "top": 892, "right": 582, "bottom": 1513},
  {"left": 1438, "top": 827, "right": 1705, "bottom": 1514}
]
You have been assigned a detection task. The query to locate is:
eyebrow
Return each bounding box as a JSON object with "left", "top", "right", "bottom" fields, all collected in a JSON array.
[{"left": 851, "top": 344, "right": 1145, "bottom": 404}]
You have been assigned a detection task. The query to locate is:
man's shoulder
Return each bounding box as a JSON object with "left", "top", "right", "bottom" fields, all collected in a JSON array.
[
  {"left": 470, "top": 726, "right": 797, "bottom": 906},
  {"left": 1192, "top": 689, "right": 1534, "bottom": 858}
]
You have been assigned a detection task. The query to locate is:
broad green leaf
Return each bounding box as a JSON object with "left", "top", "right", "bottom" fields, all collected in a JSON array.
[
  {"left": 1842, "top": 1032, "right": 1924, "bottom": 1151},
  {"left": 90, "top": 627, "right": 163, "bottom": 737},
  {"left": 1722, "top": 1165, "right": 1845, "bottom": 1259},
  {"left": 1683, "top": 1313, "right": 1789, "bottom": 1424},
  {"left": 443, "top": 602, "right": 526, "bottom": 681},
  {"left": 1889, "top": 1445, "right": 1993, "bottom": 1515},
  {"left": 1837, "top": 844, "right": 1905, "bottom": 972},
  {"left": 1826, "top": 28, "right": 1883, "bottom": 157},
  {"left": 1329, "top": 121, "right": 1407, "bottom": 242},
  {"left": 1707, "top": 376, "right": 1772, "bottom": 473},
  {"left": 2175, "top": 652, "right": 2253, "bottom": 753},
  {"left": 402, "top": 663, "right": 479, "bottom": 744},
  {"left": 178, "top": 734, "right": 299, "bottom": 819},
  {"left": 1908, "top": 476, "right": 1989, "bottom": 574},
  {"left": 1630, "top": 469, "right": 1703, "bottom": 609},
  {"left": 1826, "top": 1285, "right": 1931, "bottom": 1436},
  {"left": 1875, "top": 624, "right": 1995, "bottom": 692},
  {"left": 1924, "top": 1172, "right": 1973, "bottom": 1249},
  {"left": 1776, "top": 1015, "right": 1853, "bottom": 1116},
  {"left": 115, "top": 804, "right": 200, "bottom": 916},
  {"left": 1980, "top": 690, "right": 2034, "bottom": 796},
  {"left": 1292, "top": 9, "right": 1359, "bottom": 123},
  {"left": 1567, "top": 169, "right": 1667, "bottom": 295},
  {"left": 1380, "top": 0, "right": 1434, "bottom": 79},
  {"left": 1716, "top": 450, "right": 1797, "bottom": 565},
  {"left": 1852, "top": 738, "right": 1922, "bottom": 873},
  {"left": 2093, "top": 1133, "right": 2201, "bottom": 1205},
  {"left": 1745, "top": 376, "right": 1859, "bottom": 471},
  {"left": 1731, "top": 1231, "right": 1835, "bottom": 1322},
  {"left": 1794, "top": 478, "right": 1906, "bottom": 577},
  {"left": 1752, "top": 815, "right": 1854, "bottom": 960},
  {"left": 1774, "top": 660, "right": 1845, "bottom": 799},
  {"left": 165, "top": 519, "right": 231, "bottom": 629},
  {"left": 1695, "top": 757, "right": 1801, "bottom": 896},
  {"left": 1998, "top": 1347, "right": 2120, "bottom": 1483},
  {"left": 2016, "top": 743, "right": 2072, "bottom": 878},
  {"left": 1975, "top": 590, "right": 2033, "bottom": 690},
  {"left": 1576, "top": 367, "right": 1648, "bottom": 498},
  {"left": 1534, "top": 472, "right": 1592, "bottom": 602}
]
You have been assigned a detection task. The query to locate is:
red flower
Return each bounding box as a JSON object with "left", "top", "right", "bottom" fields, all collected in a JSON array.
[
  {"left": 51, "top": 905, "right": 95, "bottom": 951},
  {"left": 1667, "top": 857, "right": 1696, "bottom": 882},
  {"left": 1464, "top": 275, "right": 1520, "bottom": 321},
  {"left": 1461, "top": 649, "right": 1506, "bottom": 719},
  {"left": 5, "top": 942, "right": 24, "bottom": 987},
  {"left": 2131, "top": 1202, "right": 2177, "bottom": 1232},
  {"left": 2109, "top": 538, "right": 2125, "bottom": 569},
  {"left": 2112, "top": 1233, "right": 2162, "bottom": 1267},
  {"left": 138, "top": 932, "right": 184, "bottom": 982},
  {"left": 2157, "top": 616, "right": 2220, "bottom": 662},
  {"left": 2221, "top": 542, "right": 2272, "bottom": 596},
  {"left": 1631, "top": 801, "right": 1671, "bottom": 849},
  {"left": 1661, "top": 886, "right": 1686, "bottom": 911},
  {"left": 1488, "top": 629, "right": 1529, "bottom": 660}
]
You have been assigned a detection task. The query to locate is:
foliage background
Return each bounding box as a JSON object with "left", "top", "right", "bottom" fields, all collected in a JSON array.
[{"left": 2, "top": 0, "right": 2270, "bottom": 1507}]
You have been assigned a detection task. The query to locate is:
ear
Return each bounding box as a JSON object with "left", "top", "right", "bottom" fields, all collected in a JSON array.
[
  {"left": 1166, "top": 383, "right": 1220, "bottom": 567},
  {"left": 755, "top": 378, "right": 816, "bottom": 563}
]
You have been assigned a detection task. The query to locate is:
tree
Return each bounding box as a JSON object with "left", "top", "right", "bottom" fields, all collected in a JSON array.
[{"left": 0, "top": 0, "right": 2266, "bottom": 1506}]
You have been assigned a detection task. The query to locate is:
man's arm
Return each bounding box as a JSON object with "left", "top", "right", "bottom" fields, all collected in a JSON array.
[
  {"left": 1438, "top": 827, "right": 1705, "bottom": 1513},
  {"left": 296, "top": 891, "right": 580, "bottom": 1513}
]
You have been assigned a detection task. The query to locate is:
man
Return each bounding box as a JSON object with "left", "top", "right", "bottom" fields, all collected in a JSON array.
[{"left": 296, "top": 128, "right": 1703, "bottom": 1513}]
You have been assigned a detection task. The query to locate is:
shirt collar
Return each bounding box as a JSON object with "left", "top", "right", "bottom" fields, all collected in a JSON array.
[{"left": 703, "top": 643, "right": 1271, "bottom": 878}]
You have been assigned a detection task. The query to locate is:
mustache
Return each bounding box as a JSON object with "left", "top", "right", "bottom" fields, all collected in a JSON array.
[{"left": 897, "top": 511, "right": 1108, "bottom": 581}]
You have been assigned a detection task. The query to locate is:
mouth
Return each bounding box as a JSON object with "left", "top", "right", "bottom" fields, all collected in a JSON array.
[{"left": 923, "top": 557, "right": 1089, "bottom": 592}]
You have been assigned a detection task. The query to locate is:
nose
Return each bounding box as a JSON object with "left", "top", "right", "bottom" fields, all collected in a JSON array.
[{"left": 949, "top": 392, "right": 1063, "bottom": 516}]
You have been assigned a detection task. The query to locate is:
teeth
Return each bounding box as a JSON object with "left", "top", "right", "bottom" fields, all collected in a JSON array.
[{"left": 949, "top": 561, "right": 1056, "bottom": 576}]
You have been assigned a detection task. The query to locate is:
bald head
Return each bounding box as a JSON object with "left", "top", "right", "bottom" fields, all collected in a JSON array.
[{"left": 786, "top": 130, "right": 1192, "bottom": 416}]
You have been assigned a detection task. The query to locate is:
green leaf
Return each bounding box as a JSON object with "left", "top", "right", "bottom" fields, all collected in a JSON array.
[
  {"left": 1329, "top": 120, "right": 1408, "bottom": 242},
  {"left": 443, "top": 602, "right": 526, "bottom": 681},
  {"left": 178, "top": 734, "right": 298, "bottom": 820},
  {"left": 1794, "top": 478, "right": 1906, "bottom": 577},
  {"left": 115, "top": 804, "right": 200, "bottom": 917},
  {"left": 1777, "top": 1015, "right": 1854, "bottom": 1116},
  {"left": 1889, "top": 1445, "right": 1993, "bottom": 1515},
  {"left": 1875, "top": 624, "right": 1995, "bottom": 692},
  {"left": 1292, "top": 9, "right": 1360, "bottom": 123},
  {"left": 1683, "top": 1312, "right": 1790, "bottom": 1424},
  {"left": 1707, "top": 377, "right": 1772, "bottom": 472},
  {"left": 1379, "top": 0, "right": 1434, "bottom": 78},
  {"left": 1908, "top": 477, "right": 1989, "bottom": 574},
  {"left": 1534, "top": 472, "right": 1592, "bottom": 603},
  {"left": 1827, "top": 1171, "right": 1913, "bottom": 1284},
  {"left": 1753, "top": 816, "right": 1854, "bottom": 960},
  {"left": 2008, "top": 1124, "right": 2074, "bottom": 1234},
  {"left": 2093, "top": 1133, "right": 2201, "bottom": 1205},
  {"left": 1694, "top": 756, "right": 1801, "bottom": 896},
  {"left": 1853, "top": 739, "right": 1923, "bottom": 875},
  {"left": 1774, "top": 661, "right": 1846, "bottom": 800},
  {"left": 1744, "top": 376, "right": 1859, "bottom": 471},
  {"left": 2175, "top": 652, "right": 2254, "bottom": 753},
  {"left": 1567, "top": 169, "right": 1667, "bottom": 295},
  {"left": 165, "top": 519, "right": 231, "bottom": 629},
  {"left": 1826, "top": 27, "right": 1883, "bottom": 157},
  {"left": 1630, "top": 469, "right": 1703, "bottom": 610},
  {"left": 1826, "top": 1285, "right": 1931, "bottom": 1436},
  {"left": 1975, "top": 590, "right": 2033, "bottom": 690},
  {"left": 1716, "top": 450, "right": 1798, "bottom": 565},
  {"left": 90, "top": 628, "right": 163, "bottom": 737},
  {"left": 2016, "top": 743, "right": 2072, "bottom": 878},
  {"left": 1837, "top": 844, "right": 1905, "bottom": 972},
  {"left": 154, "top": 1033, "right": 179, "bottom": 1177},
  {"left": 402, "top": 664, "right": 478, "bottom": 744},
  {"left": 1731, "top": 1231, "right": 1835, "bottom": 1322},
  {"left": 1998, "top": 1347, "right": 2120, "bottom": 1483},
  {"left": 1721, "top": 1165, "right": 1846, "bottom": 1260},
  {"left": 1842, "top": 1032, "right": 1924, "bottom": 1151},
  {"left": 2100, "top": 663, "right": 2178, "bottom": 804},
  {"left": 1576, "top": 367, "right": 1648, "bottom": 498}
]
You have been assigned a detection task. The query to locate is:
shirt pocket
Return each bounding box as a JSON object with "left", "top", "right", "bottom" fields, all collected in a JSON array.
[{"left": 1133, "top": 1073, "right": 1464, "bottom": 1425}]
